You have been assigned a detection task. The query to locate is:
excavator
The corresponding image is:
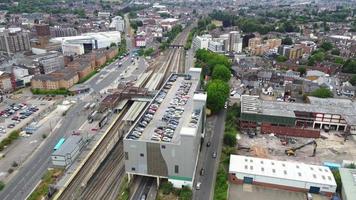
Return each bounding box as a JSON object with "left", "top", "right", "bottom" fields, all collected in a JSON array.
[{"left": 285, "top": 140, "right": 317, "bottom": 157}]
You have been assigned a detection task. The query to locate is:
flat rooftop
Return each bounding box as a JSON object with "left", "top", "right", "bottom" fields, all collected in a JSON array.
[
  {"left": 241, "top": 95, "right": 356, "bottom": 125},
  {"left": 52, "top": 135, "right": 83, "bottom": 156},
  {"left": 229, "top": 155, "right": 337, "bottom": 187},
  {"left": 126, "top": 74, "right": 200, "bottom": 143}
]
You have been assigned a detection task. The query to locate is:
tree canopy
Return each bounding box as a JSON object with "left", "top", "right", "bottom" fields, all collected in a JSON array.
[
  {"left": 212, "top": 64, "right": 231, "bottom": 82},
  {"left": 342, "top": 59, "right": 356, "bottom": 74},
  {"left": 207, "top": 80, "right": 230, "bottom": 113},
  {"left": 195, "top": 49, "right": 231, "bottom": 77},
  {"left": 282, "top": 37, "right": 293, "bottom": 45},
  {"left": 320, "top": 42, "right": 333, "bottom": 51},
  {"left": 276, "top": 55, "right": 288, "bottom": 62},
  {"left": 350, "top": 75, "right": 356, "bottom": 86},
  {"left": 310, "top": 87, "right": 333, "bottom": 98}
]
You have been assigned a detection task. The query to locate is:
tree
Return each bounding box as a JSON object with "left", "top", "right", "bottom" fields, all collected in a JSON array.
[
  {"left": 223, "top": 132, "right": 236, "bottom": 147},
  {"left": 276, "top": 55, "right": 288, "bottom": 62},
  {"left": 110, "top": 42, "right": 117, "bottom": 47},
  {"left": 350, "top": 75, "right": 356, "bottom": 86},
  {"left": 310, "top": 87, "right": 333, "bottom": 98},
  {"left": 297, "top": 67, "right": 306, "bottom": 76},
  {"left": 331, "top": 48, "right": 340, "bottom": 55},
  {"left": 207, "top": 80, "right": 229, "bottom": 113},
  {"left": 282, "top": 37, "right": 293, "bottom": 45},
  {"left": 342, "top": 59, "right": 356, "bottom": 74},
  {"left": 320, "top": 42, "right": 333, "bottom": 51},
  {"left": 332, "top": 169, "right": 342, "bottom": 193},
  {"left": 212, "top": 64, "right": 231, "bottom": 82}
]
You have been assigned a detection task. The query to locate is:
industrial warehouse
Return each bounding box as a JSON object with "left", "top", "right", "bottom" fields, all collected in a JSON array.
[
  {"left": 240, "top": 95, "right": 356, "bottom": 138},
  {"left": 123, "top": 68, "right": 207, "bottom": 188},
  {"left": 228, "top": 155, "right": 337, "bottom": 197}
]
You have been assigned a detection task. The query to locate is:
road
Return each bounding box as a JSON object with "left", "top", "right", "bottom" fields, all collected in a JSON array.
[
  {"left": 193, "top": 110, "right": 226, "bottom": 200},
  {"left": 0, "top": 35, "right": 140, "bottom": 200}
]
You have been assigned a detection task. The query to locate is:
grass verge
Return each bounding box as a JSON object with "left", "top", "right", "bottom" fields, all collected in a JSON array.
[
  {"left": 28, "top": 168, "right": 63, "bottom": 200},
  {"left": 0, "top": 130, "right": 20, "bottom": 151},
  {"left": 117, "top": 175, "right": 130, "bottom": 200},
  {"left": 31, "top": 88, "right": 71, "bottom": 96}
]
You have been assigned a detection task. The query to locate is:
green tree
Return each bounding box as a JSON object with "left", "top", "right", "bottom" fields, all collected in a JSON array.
[
  {"left": 282, "top": 37, "right": 293, "bottom": 45},
  {"left": 350, "top": 75, "right": 356, "bottom": 86},
  {"left": 320, "top": 42, "right": 333, "bottom": 51},
  {"left": 310, "top": 87, "right": 333, "bottom": 98},
  {"left": 223, "top": 132, "right": 236, "bottom": 147},
  {"left": 179, "top": 187, "right": 192, "bottom": 200},
  {"left": 207, "top": 80, "right": 229, "bottom": 113},
  {"left": 342, "top": 59, "right": 356, "bottom": 74},
  {"left": 276, "top": 55, "right": 288, "bottom": 62},
  {"left": 212, "top": 64, "right": 231, "bottom": 82},
  {"left": 331, "top": 48, "right": 340, "bottom": 55},
  {"left": 297, "top": 67, "right": 307, "bottom": 76}
]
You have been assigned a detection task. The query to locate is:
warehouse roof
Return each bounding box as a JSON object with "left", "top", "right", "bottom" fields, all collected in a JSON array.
[
  {"left": 229, "top": 155, "right": 336, "bottom": 186},
  {"left": 339, "top": 168, "right": 356, "bottom": 200},
  {"left": 241, "top": 95, "right": 356, "bottom": 125}
]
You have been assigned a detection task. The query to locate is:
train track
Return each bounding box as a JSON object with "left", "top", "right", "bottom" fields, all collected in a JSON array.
[
  {"left": 55, "top": 104, "right": 131, "bottom": 200},
  {"left": 54, "top": 25, "right": 193, "bottom": 200}
]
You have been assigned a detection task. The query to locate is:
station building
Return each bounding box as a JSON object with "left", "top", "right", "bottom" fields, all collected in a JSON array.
[
  {"left": 240, "top": 95, "right": 356, "bottom": 138},
  {"left": 123, "top": 68, "right": 207, "bottom": 188},
  {"left": 229, "top": 155, "right": 337, "bottom": 197}
]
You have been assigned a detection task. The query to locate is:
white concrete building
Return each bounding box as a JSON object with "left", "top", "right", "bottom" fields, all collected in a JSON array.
[
  {"left": 51, "top": 31, "right": 121, "bottom": 56},
  {"left": 208, "top": 41, "right": 224, "bottom": 53},
  {"left": 229, "top": 31, "right": 242, "bottom": 53},
  {"left": 229, "top": 155, "right": 337, "bottom": 196},
  {"left": 110, "top": 16, "right": 125, "bottom": 32},
  {"left": 51, "top": 135, "right": 85, "bottom": 169},
  {"left": 192, "top": 34, "right": 212, "bottom": 51}
]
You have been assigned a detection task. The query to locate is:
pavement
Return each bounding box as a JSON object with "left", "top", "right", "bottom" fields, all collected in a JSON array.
[
  {"left": 0, "top": 34, "right": 143, "bottom": 200},
  {"left": 192, "top": 109, "right": 226, "bottom": 200}
]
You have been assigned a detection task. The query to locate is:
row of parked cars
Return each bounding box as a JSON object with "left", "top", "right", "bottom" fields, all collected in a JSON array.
[
  {"left": 126, "top": 89, "right": 168, "bottom": 140},
  {"left": 0, "top": 103, "right": 39, "bottom": 130},
  {"left": 151, "top": 81, "right": 192, "bottom": 142}
]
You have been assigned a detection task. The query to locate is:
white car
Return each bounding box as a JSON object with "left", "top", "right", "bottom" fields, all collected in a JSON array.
[{"left": 196, "top": 182, "right": 201, "bottom": 190}]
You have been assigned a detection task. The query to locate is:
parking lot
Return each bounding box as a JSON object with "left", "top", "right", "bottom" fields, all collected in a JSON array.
[
  {"left": 228, "top": 183, "right": 329, "bottom": 200},
  {"left": 127, "top": 74, "right": 198, "bottom": 142},
  {"left": 0, "top": 96, "right": 54, "bottom": 140}
]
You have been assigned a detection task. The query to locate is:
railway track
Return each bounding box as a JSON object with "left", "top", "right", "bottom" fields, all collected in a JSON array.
[
  {"left": 55, "top": 104, "right": 131, "bottom": 200},
  {"left": 54, "top": 25, "right": 193, "bottom": 200}
]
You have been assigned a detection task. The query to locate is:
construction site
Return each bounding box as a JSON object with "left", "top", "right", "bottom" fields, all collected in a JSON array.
[{"left": 236, "top": 130, "right": 356, "bottom": 165}]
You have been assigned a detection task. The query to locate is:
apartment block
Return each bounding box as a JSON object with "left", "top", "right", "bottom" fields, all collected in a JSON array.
[{"left": 0, "top": 28, "right": 30, "bottom": 55}]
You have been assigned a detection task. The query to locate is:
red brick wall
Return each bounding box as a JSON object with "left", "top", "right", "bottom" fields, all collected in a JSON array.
[{"left": 261, "top": 123, "right": 320, "bottom": 138}]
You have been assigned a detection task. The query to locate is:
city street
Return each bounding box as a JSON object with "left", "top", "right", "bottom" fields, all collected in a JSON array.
[
  {"left": 193, "top": 110, "right": 226, "bottom": 200},
  {"left": 0, "top": 35, "right": 142, "bottom": 200}
]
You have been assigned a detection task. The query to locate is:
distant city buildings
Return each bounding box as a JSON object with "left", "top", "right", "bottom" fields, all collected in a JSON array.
[
  {"left": 0, "top": 28, "right": 31, "bottom": 56},
  {"left": 32, "top": 51, "right": 65, "bottom": 74},
  {"left": 192, "top": 34, "right": 212, "bottom": 50},
  {"left": 278, "top": 45, "right": 304, "bottom": 60}
]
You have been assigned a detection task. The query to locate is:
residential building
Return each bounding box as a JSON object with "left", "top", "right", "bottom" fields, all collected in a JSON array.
[
  {"left": 192, "top": 34, "right": 212, "bottom": 51},
  {"left": 110, "top": 16, "right": 125, "bottom": 32},
  {"left": 135, "top": 35, "right": 146, "bottom": 47},
  {"left": 279, "top": 45, "right": 304, "bottom": 60},
  {"left": 32, "top": 51, "right": 65, "bottom": 74},
  {"left": 265, "top": 38, "right": 282, "bottom": 49},
  {"left": 124, "top": 68, "right": 207, "bottom": 188},
  {"left": 98, "top": 12, "right": 111, "bottom": 19},
  {"left": 50, "top": 27, "right": 78, "bottom": 38},
  {"left": 248, "top": 37, "right": 262, "bottom": 50},
  {"left": 31, "top": 68, "right": 79, "bottom": 90},
  {"left": 339, "top": 168, "right": 356, "bottom": 200},
  {"left": 229, "top": 155, "right": 336, "bottom": 197},
  {"left": 0, "top": 28, "right": 30, "bottom": 55},
  {"left": 240, "top": 95, "right": 356, "bottom": 137},
  {"left": 208, "top": 41, "right": 224, "bottom": 53},
  {"left": 299, "top": 41, "right": 317, "bottom": 54},
  {"left": 229, "top": 31, "right": 242, "bottom": 53}
]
